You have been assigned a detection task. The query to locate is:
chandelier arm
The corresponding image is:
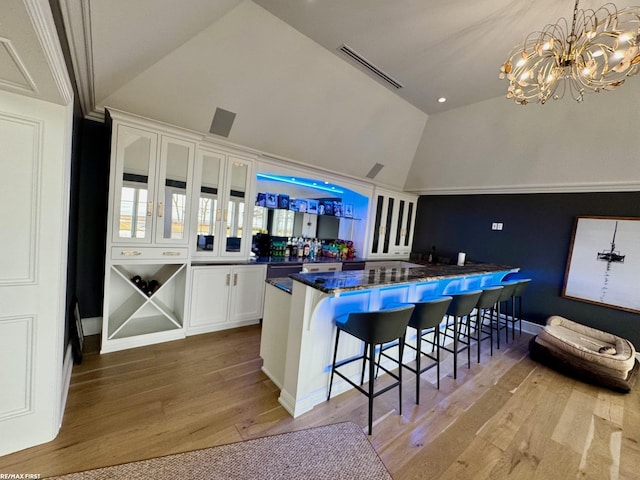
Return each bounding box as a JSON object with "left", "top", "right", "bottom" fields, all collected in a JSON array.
[{"left": 499, "top": 0, "right": 640, "bottom": 105}]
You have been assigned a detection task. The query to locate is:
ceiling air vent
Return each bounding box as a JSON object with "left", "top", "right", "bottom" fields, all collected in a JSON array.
[
  {"left": 366, "top": 163, "right": 385, "bottom": 179},
  {"left": 338, "top": 44, "right": 404, "bottom": 90}
]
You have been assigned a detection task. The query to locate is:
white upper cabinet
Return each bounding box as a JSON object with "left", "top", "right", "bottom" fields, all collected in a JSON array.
[
  {"left": 191, "top": 147, "right": 254, "bottom": 259},
  {"left": 110, "top": 121, "right": 195, "bottom": 246},
  {"left": 368, "top": 188, "right": 417, "bottom": 258}
]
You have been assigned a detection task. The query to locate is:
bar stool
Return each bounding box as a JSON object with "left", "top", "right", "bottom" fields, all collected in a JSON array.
[
  {"left": 440, "top": 290, "right": 483, "bottom": 379},
  {"left": 327, "top": 304, "right": 415, "bottom": 435},
  {"left": 505, "top": 279, "right": 531, "bottom": 340},
  {"left": 494, "top": 281, "right": 519, "bottom": 349},
  {"left": 380, "top": 296, "right": 452, "bottom": 404},
  {"left": 469, "top": 286, "right": 504, "bottom": 362}
]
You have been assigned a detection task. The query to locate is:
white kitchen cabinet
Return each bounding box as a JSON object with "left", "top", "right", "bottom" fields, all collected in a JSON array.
[
  {"left": 368, "top": 188, "right": 417, "bottom": 258},
  {"left": 301, "top": 263, "right": 342, "bottom": 273},
  {"left": 188, "top": 264, "right": 266, "bottom": 335},
  {"left": 191, "top": 146, "right": 254, "bottom": 260},
  {"left": 101, "top": 259, "right": 188, "bottom": 353},
  {"left": 109, "top": 119, "right": 195, "bottom": 246},
  {"left": 102, "top": 109, "right": 198, "bottom": 352}
]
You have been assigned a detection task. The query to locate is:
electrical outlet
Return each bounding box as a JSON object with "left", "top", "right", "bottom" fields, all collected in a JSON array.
[
  {"left": 492, "top": 223, "right": 498, "bottom": 230},
  {"left": 497, "top": 223, "right": 503, "bottom": 230}
]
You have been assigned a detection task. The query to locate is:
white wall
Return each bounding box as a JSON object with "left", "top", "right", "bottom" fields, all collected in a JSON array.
[
  {"left": 100, "top": 0, "right": 427, "bottom": 190},
  {"left": 405, "top": 85, "right": 640, "bottom": 194},
  {"left": 0, "top": 89, "right": 73, "bottom": 455}
]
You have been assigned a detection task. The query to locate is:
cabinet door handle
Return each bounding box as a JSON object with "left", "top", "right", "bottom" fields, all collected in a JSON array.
[
  {"left": 379, "top": 226, "right": 385, "bottom": 236},
  {"left": 216, "top": 208, "right": 222, "bottom": 221},
  {"left": 157, "top": 202, "right": 164, "bottom": 217},
  {"left": 224, "top": 209, "right": 229, "bottom": 222},
  {"left": 147, "top": 202, "right": 153, "bottom": 216},
  {"left": 233, "top": 273, "right": 238, "bottom": 286},
  {"left": 226, "top": 274, "right": 230, "bottom": 286},
  {"left": 162, "top": 251, "right": 181, "bottom": 256},
  {"left": 121, "top": 250, "right": 142, "bottom": 256}
]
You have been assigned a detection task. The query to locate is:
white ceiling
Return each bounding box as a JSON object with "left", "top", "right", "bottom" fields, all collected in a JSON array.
[{"left": 58, "top": 0, "right": 640, "bottom": 116}]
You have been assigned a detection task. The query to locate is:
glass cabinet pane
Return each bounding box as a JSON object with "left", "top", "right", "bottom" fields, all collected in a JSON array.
[
  {"left": 196, "top": 152, "right": 222, "bottom": 252},
  {"left": 405, "top": 202, "right": 414, "bottom": 247},
  {"left": 117, "top": 128, "right": 153, "bottom": 241},
  {"left": 371, "top": 195, "right": 384, "bottom": 254},
  {"left": 159, "top": 140, "right": 191, "bottom": 241},
  {"left": 225, "top": 160, "right": 248, "bottom": 253},
  {"left": 395, "top": 200, "right": 405, "bottom": 246},
  {"left": 383, "top": 198, "right": 394, "bottom": 253}
]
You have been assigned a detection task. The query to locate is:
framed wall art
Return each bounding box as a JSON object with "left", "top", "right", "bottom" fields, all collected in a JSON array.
[{"left": 562, "top": 216, "right": 640, "bottom": 313}]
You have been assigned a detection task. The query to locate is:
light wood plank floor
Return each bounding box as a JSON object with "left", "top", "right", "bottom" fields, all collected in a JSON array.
[{"left": 1, "top": 325, "right": 638, "bottom": 479}]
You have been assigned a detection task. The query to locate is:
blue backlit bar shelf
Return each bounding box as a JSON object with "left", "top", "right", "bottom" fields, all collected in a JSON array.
[{"left": 259, "top": 263, "right": 518, "bottom": 418}]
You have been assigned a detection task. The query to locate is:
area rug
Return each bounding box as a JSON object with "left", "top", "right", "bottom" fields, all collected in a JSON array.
[{"left": 47, "top": 422, "right": 391, "bottom": 479}]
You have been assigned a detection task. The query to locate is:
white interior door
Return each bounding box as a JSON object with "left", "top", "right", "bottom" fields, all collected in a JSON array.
[{"left": 0, "top": 91, "right": 72, "bottom": 455}]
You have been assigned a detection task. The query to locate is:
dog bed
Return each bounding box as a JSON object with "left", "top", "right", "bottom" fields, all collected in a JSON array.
[{"left": 529, "top": 315, "right": 639, "bottom": 392}]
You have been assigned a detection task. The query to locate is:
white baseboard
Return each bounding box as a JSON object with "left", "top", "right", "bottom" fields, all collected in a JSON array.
[
  {"left": 59, "top": 344, "right": 74, "bottom": 427},
  {"left": 521, "top": 319, "right": 543, "bottom": 336},
  {"left": 81, "top": 316, "right": 102, "bottom": 336}
]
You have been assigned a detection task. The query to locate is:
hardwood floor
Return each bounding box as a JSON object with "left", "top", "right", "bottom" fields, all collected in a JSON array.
[{"left": 1, "top": 324, "right": 638, "bottom": 479}]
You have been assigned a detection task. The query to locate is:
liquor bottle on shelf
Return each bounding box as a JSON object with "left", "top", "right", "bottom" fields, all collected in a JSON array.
[
  {"left": 297, "top": 237, "right": 304, "bottom": 258},
  {"left": 131, "top": 275, "right": 142, "bottom": 286},
  {"left": 303, "top": 239, "right": 310, "bottom": 258},
  {"left": 309, "top": 238, "right": 317, "bottom": 260}
]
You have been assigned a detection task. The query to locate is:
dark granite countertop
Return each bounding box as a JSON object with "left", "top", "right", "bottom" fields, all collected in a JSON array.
[
  {"left": 289, "top": 263, "right": 518, "bottom": 294},
  {"left": 265, "top": 277, "right": 295, "bottom": 294}
]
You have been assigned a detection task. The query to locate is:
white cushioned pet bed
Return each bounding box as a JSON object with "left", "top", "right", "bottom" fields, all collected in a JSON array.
[{"left": 529, "top": 315, "right": 639, "bottom": 392}]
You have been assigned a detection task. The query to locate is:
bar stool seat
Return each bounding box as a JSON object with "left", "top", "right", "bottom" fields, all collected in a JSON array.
[
  {"left": 380, "top": 296, "right": 452, "bottom": 404},
  {"left": 327, "top": 304, "right": 415, "bottom": 435},
  {"left": 494, "top": 281, "right": 519, "bottom": 349},
  {"left": 469, "top": 286, "right": 504, "bottom": 362},
  {"left": 506, "top": 279, "right": 531, "bottom": 340},
  {"left": 441, "top": 290, "right": 483, "bottom": 379}
]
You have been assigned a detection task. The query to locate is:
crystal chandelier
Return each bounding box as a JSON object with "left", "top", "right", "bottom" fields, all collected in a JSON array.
[{"left": 499, "top": 0, "right": 640, "bottom": 105}]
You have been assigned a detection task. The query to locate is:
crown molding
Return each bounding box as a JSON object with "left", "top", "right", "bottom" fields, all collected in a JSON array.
[
  {"left": 406, "top": 181, "right": 640, "bottom": 196},
  {"left": 58, "top": 0, "right": 97, "bottom": 115},
  {"left": 25, "top": 0, "right": 73, "bottom": 105}
]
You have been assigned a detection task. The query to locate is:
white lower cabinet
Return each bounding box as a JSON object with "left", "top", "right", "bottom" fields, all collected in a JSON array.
[
  {"left": 188, "top": 264, "right": 266, "bottom": 335},
  {"left": 101, "top": 259, "right": 188, "bottom": 353}
]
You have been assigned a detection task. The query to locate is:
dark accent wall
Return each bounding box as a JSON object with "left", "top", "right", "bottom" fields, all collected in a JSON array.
[
  {"left": 74, "top": 119, "right": 110, "bottom": 318},
  {"left": 413, "top": 193, "right": 640, "bottom": 347}
]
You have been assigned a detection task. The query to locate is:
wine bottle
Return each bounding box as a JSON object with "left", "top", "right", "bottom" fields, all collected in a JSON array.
[{"left": 131, "top": 275, "right": 142, "bottom": 285}]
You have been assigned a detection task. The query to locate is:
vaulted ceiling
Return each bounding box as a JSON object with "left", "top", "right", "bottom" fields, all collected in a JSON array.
[
  {"left": 59, "top": 0, "right": 640, "bottom": 118},
  {"left": 4, "top": 1, "right": 640, "bottom": 191}
]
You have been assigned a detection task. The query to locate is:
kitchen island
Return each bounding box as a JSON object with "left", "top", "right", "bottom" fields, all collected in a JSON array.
[{"left": 260, "top": 263, "right": 518, "bottom": 418}]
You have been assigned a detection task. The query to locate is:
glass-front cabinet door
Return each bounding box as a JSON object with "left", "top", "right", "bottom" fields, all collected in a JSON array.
[
  {"left": 369, "top": 189, "right": 416, "bottom": 257},
  {"left": 193, "top": 148, "right": 225, "bottom": 255},
  {"left": 222, "top": 156, "right": 251, "bottom": 256},
  {"left": 155, "top": 136, "right": 194, "bottom": 244},
  {"left": 112, "top": 124, "right": 158, "bottom": 244},
  {"left": 191, "top": 149, "right": 253, "bottom": 258}
]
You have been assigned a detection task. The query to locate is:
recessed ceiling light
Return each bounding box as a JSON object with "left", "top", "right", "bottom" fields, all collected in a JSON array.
[{"left": 438, "top": 97, "right": 447, "bottom": 103}]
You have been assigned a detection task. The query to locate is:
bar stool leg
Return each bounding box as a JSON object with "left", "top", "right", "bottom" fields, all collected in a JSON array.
[
  {"left": 328, "top": 328, "right": 340, "bottom": 400},
  {"left": 361, "top": 342, "right": 369, "bottom": 386},
  {"left": 452, "top": 315, "right": 458, "bottom": 379},
  {"left": 415, "top": 333, "right": 421, "bottom": 405},
  {"left": 398, "top": 337, "right": 404, "bottom": 416},
  {"left": 435, "top": 329, "right": 440, "bottom": 390},
  {"left": 367, "top": 342, "right": 375, "bottom": 435}
]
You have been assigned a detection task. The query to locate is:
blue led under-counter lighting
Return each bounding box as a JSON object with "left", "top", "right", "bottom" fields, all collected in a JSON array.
[{"left": 256, "top": 173, "right": 344, "bottom": 194}]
